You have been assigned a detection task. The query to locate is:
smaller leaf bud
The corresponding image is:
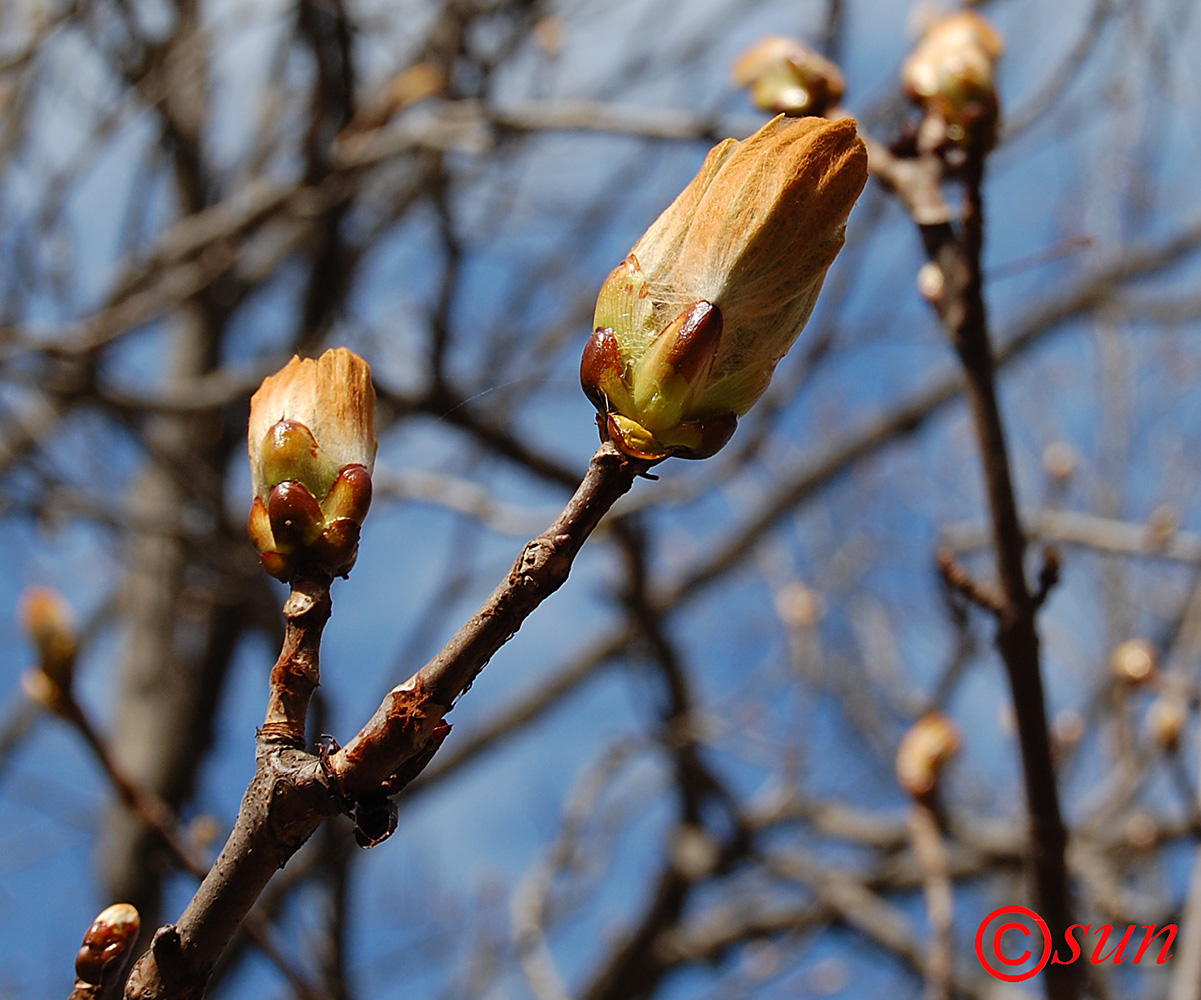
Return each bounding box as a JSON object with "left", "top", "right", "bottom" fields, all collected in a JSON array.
[
  {"left": 73, "top": 902, "right": 140, "bottom": 998},
  {"left": 731, "top": 36, "right": 846, "bottom": 118},
  {"left": 1110, "top": 638, "right": 1156, "bottom": 687},
  {"left": 20, "top": 586, "right": 78, "bottom": 696},
  {"left": 247, "top": 349, "right": 377, "bottom": 580},
  {"left": 896, "top": 712, "right": 960, "bottom": 801}
]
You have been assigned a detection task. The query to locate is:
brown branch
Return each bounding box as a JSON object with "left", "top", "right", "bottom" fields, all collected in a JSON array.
[
  {"left": 1032, "top": 546, "right": 1062, "bottom": 609},
  {"left": 943, "top": 509, "right": 1201, "bottom": 564},
  {"left": 576, "top": 522, "right": 754, "bottom": 1000},
  {"left": 937, "top": 546, "right": 1004, "bottom": 614},
  {"left": 914, "top": 150, "right": 1078, "bottom": 999},
  {"left": 20, "top": 679, "right": 330, "bottom": 1000},
  {"left": 908, "top": 804, "right": 954, "bottom": 1000},
  {"left": 60, "top": 695, "right": 209, "bottom": 875},
  {"left": 113, "top": 575, "right": 346, "bottom": 999},
  {"left": 123, "top": 441, "right": 644, "bottom": 998},
  {"left": 261, "top": 576, "right": 333, "bottom": 747},
  {"left": 398, "top": 630, "right": 631, "bottom": 804},
  {"left": 767, "top": 850, "right": 987, "bottom": 998},
  {"left": 328, "top": 443, "right": 644, "bottom": 800}
]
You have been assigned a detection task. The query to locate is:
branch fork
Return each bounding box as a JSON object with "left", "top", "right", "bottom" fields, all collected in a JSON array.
[{"left": 121, "top": 442, "right": 644, "bottom": 998}]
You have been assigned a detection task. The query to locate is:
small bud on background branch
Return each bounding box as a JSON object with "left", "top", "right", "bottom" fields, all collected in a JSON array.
[
  {"left": 19, "top": 586, "right": 79, "bottom": 708},
  {"left": 901, "top": 11, "right": 1004, "bottom": 156},
  {"left": 731, "top": 36, "right": 846, "bottom": 118},
  {"left": 896, "top": 712, "right": 961, "bottom": 803},
  {"left": 1110, "top": 637, "right": 1157, "bottom": 687}
]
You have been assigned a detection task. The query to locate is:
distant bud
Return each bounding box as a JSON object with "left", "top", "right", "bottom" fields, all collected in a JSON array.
[
  {"left": 1110, "top": 638, "right": 1156, "bottom": 686},
  {"left": 1125, "top": 811, "right": 1158, "bottom": 851},
  {"left": 346, "top": 62, "right": 447, "bottom": 132},
  {"left": 731, "top": 36, "right": 846, "bottom": 118},
  {"left": 774, "top": 581, "right": 823, "bottom": 630},
  {"left": 896, "top": 712, "right": 960, "bottom": 800},
  {"left": 916, "top": 262, "right": 945, "bottom": 304},
  {"left": 22, "top": 669, "right": 66, "bottom": 714},
  {"left": 247, "top": 349, "right": 377, "bottom": 580},
  {"left": 20, "top": 586, "right": 78, "bottom": 697},
  {"left": 533, "top": 16, "right": 567, "bottom": 58},
  {"left": 385, "top": 62, "right": 446, "bottom": 109},
  {"left": 1049, "top": 708, "right": 1084, "bottom": 765},
  {"left": 671, "top": 824, "right": 720, "bottom": 879},
  {"left": 1146, "top": 505, "right": 1178, "bottom": 550},
  {"left": 1147, "top": 694, "right": 1187, "bottom": 753},
  {"left": 582, "top": 116, "right": 867, "bottom": 460},
  {"left": 901, "top": 10, "right": 1004, "bottom": 153},
  {"left": 1042, "top": 441, "right": 1077, "bottom": 482},
  {"left": 187, "top": 814, "right": 222, "bottom": 851},
  {"left": 1052, "top": 708, "right": 1085, "bottom": 753}
]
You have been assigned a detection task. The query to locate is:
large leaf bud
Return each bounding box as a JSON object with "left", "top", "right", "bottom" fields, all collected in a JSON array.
[{"left": 581, "top": 115, "right": 868, "bottom": 461}]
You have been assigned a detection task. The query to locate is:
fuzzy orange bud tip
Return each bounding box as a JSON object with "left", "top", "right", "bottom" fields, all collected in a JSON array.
[
  {"left": 1111, "top": 638, "right": 1156, "bottom": 686},
  {"left": 896, "top": 712, "right": 960, "bottom": 800},
  {"left": 247, "top": 348, "right": 377, "bottom": 580},
  {"left": 74, "top": 902, "right": 140, "bottom": 994},
  {"left": 901, "top": 10, "right": 1004, "bottom": 153},
  {"left": 731, "top": 36, "right": 846, "bottom": 118},
  {"left": 582, "top": 116, "right": 868, "bottom": 461},
  {"left": 20, "top": 585, "right": 78, "bottom": 694}
]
